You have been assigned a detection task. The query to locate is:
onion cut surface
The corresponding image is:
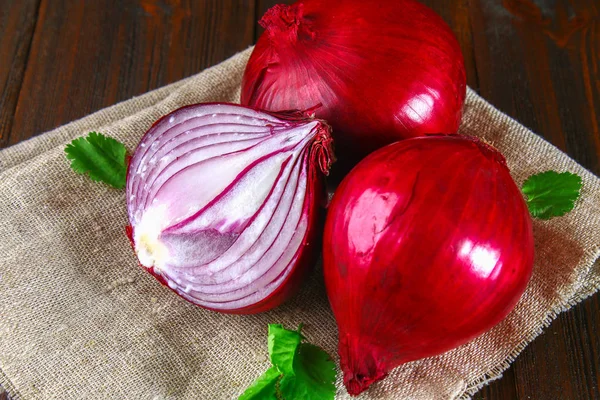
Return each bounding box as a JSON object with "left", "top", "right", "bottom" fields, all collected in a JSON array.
[
  {"left": 323, "top": 135, "right": 534, "bottom": 395},
  {"left": 126, "top": 103, "right": 333, "bottom": 314}
]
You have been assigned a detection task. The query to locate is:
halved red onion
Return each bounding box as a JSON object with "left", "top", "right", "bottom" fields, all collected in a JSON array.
[{"left": 126, "top": 103, "right": 334, "bottom": 314}]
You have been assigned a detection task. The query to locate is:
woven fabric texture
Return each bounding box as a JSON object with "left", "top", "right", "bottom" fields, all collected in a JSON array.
[{"left": 1, "top": 49, "right": 599, "bottom": 400}]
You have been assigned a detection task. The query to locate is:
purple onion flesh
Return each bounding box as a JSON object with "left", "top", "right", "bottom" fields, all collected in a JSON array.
[{"left": 126, "top": 103, "right": 333, "bottom": 314}]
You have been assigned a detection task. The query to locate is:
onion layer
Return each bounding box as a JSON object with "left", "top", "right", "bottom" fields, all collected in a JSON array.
[
  {"left": 323, "top": 136, "right": 534, "bottom": 395},
  {"left": 242, "top": 0, "right": 466, "bottom": 168},
  {"left": 126, "top": 103, "right": 333, "bottom": 314}
]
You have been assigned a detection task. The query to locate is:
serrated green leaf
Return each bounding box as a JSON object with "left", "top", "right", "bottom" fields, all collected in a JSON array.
[
  {"left": 522, "top": 171, "right": 582, "bottom": 220},
  {"left": 240, "top": 324, "right": 337, "bottom": 400},
  {"left": 65, "top": 132, "right": 127, "bottom": 189},
  {"left": 278, "top": 343, "right": 337, "bottom": 400},
  {"left": 268, "top": 324, "right": 303, "bottom": 375},
  {"left": 239, "top": 366, "right": 281, "bottom": 400}
]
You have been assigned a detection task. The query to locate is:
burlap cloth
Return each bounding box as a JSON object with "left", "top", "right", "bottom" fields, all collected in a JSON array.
[{"left": 1, "top": 48, "right": 599, "bottom": 400}]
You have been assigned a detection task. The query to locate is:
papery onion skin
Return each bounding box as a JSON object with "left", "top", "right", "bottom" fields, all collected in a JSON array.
[
  {"left": 323, "top": 136, "right": 534, "bottom": 395},
  {"left": 242, "top": 0, "right": 466, "bottom": 168},
  {"left": 126, "top": 103, "right": 333, "bottom": 314}
]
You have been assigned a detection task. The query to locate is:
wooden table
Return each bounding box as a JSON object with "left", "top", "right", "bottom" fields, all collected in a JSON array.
[{"left": 1, "top": 0, "right": 598, "bottom": 398}]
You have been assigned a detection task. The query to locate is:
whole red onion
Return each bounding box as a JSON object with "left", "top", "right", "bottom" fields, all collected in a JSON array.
[
  {"left": 242, "top": 0, "right": 466, "bottom": 167},
  {"left": 323, "top": 136, "right": 534, "bottom": 395},
  {"left": 126, "top": 103, "right": 333, "bottom": 314}
]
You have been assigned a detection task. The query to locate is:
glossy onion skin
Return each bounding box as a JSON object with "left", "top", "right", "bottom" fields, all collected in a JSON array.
[
  {"left": 323, "top": 136, "right": 534, "bottom": 395},
  {"left": 242, "top": 0, "right": 466, "bottom": 167},
  {"left": 126, "top": 103, "right": 333, "bottom": 314}
]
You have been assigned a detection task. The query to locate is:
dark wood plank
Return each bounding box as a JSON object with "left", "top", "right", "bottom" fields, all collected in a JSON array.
[
  {"left": 0, "top": 0, "right": 41, "bottom": 148},
  {"left": 255, "top": 0, "right": 288, "bottom": 42},
  {"left": 419, "top": 0, "right": 479, "bottom": 90},
  {"left": 3, "top": 0, "right": 255, "bottom": 148},
  {"left": 1, "top": 0, "right": 599, "bottom": 399},
  {"left": 508, "top": 295, "right": 600, "bottom": 400},
  {"left": 471, "top": 0, "right": 600, "bottom": 174},
  {"left": 470, "top": 0, "right": 600, "bottom": 399}
]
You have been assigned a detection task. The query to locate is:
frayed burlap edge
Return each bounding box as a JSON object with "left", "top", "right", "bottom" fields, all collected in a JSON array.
[
  {"left": 1, "top": 49, "right": 598, "bottom": 400},
  {"left": 453, "top": 88, "right": 600, "bottom": 399},
  {"left": 0, "top": 48, "right": 254, "bottom": 400},
  {"left": 0, "top": 61, "right": 201, "bottom": 174},
  {"left": 0, "top": 368, "right": 20, "bottom": 400},
  {"left": 457, "top": 256, "right": 600, "bottom": 400}
]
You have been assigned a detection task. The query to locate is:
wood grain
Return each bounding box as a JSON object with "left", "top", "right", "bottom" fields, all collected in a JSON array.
[
  {"left": 1, "top": 0, "right": 599, "bottom": 399},
  {"left": 256, "top": 0, "right": 278, "bottom": 41},
  {"left": 0, "top": 0, "right": 41, "bottom": 148},
  {"left": 471, "top": 0, "right": 600, "bottom": 398},
  {"left": 5, "top": 0, "right": 255, "bottom": 147}
]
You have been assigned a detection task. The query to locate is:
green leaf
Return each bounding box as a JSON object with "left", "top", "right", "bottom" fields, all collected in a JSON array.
[
  {"left": 239, "top": 324, "right": 337, "bottom": 400},
  {"left": 522, "top": 171, "right": 582, "bottom": 220},
  {"left": 239, "top": 367, "right": 281, "bottom": 400},
  {"left": 268, "top": 324, "right": 303, "bottom": 375},
  {"left": 65, "top": 132, "right": 127, "bottom": 189},
  {"left": 278, "top": 343, "right": 337, "bottom": 400}
]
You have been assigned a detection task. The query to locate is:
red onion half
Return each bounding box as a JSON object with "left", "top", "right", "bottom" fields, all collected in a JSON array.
[
  {"left": 126, "top": 103, "right": 333, "bottom": 314},
  {"left": 242, "top": 0, "right": 466, "bottom": 166},
  {"left": 323, "top": 136, "right": 534, "bottom": 395}
]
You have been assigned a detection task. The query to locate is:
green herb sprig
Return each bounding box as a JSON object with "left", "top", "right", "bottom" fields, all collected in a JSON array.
[
  {"left": 240, "top": 324, "right": 337, "bottom": 400},
  {"left": 522, "top": 171, "right": 582, "bottom": 220},
  {"left": 65, "top": 132, "right": 128, "bottom": 189}
]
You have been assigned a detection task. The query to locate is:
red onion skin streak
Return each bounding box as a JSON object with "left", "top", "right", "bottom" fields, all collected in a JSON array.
[
  {"left": 242, "top": 0, "right": 466, "bottom": 171},
  {"left": 323, "top": 136, "right": 534, "bottom": 395}
]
